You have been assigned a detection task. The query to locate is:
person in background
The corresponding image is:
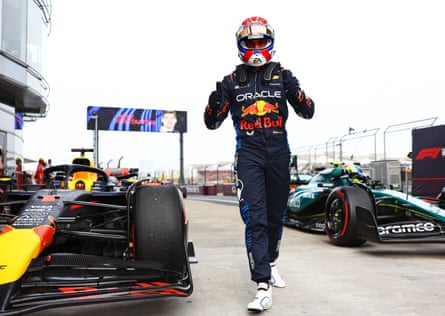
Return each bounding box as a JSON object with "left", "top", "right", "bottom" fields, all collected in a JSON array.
[
  {"left": 35, "top": 158, "right": 46, "bottom": 184},
  {"left": 204, "top": 16, "right": 315, "bottom": 312},
  {"left": 23, "top": 171, "right": 33, "bottom": 185},
  {"left": 45, "top": 158, "right": 55, "bottom": 180},
  {"left": 353, "top": 162, "right": 363, "bottom": 174},
  {"left": 15, "top": 157, "right": 23, "bottom": 190},
  {"left": 160, "top": 111, "right": 178, "bottom": 132}
]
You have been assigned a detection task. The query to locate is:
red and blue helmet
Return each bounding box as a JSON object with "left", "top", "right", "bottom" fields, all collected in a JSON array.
[{"left": 236, "top": 16, "right": 275, "bottom": 67}]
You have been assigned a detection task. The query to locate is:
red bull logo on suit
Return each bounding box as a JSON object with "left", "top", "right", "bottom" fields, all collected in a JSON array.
[
  {"left": 239, "top": 100, "right": 282, "bottom": 131},
  {"left": 241, "top": 100, "right": 279, "bottom": 117}
]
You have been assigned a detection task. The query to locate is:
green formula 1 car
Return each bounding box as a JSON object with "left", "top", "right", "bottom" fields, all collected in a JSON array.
[{"left": 286, "top": 162, "right": 445, "bottom": 247}]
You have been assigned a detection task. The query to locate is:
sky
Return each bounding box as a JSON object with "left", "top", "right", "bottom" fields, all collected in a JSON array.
[{"left": 23, "top": 0, "right": 445, "bottom": 174}]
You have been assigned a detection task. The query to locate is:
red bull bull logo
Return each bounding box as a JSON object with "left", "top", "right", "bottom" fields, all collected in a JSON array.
[{"left": 241, "top": 100, "right": 279, "bottom": 117}]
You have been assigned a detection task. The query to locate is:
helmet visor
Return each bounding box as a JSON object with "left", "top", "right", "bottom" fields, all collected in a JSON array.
[
  {"left": 237, "top": 23, "right": 274, "bottom": 41},
  {"left": 239, "top": 38, "right": 273, "bottom": 50}
]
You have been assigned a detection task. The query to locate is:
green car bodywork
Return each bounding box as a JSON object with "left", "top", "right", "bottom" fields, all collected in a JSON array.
[{"left": 286, "top": 164, "right": 351, "bottom": 232}]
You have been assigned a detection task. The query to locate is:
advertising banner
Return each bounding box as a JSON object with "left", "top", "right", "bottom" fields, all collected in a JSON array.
[
  {"left": 86, "top": 106, "right": 187, "bottom": 133},
  {"left": 412, "top": 124, "right": 445, "bottom": 196}
]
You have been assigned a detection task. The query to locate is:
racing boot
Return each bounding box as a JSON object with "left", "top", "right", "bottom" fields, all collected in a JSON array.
[
  {"left": 270, "top": 262, "right": 286, "bottom": 288},
  {"left": 247, "top": 282, "right": 272, "bottom": 312}
]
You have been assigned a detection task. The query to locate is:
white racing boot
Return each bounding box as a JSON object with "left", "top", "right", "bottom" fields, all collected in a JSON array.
[
  {"left": 270, "top": 262, "right": 286, "bottom": 288},
  {"left": 247, "top": 282, "right": 272, "bottom": 312}
]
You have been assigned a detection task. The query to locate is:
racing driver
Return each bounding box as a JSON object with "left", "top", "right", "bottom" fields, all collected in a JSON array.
[{"left": 204, "top": 16, "right": 315, "bottom": 312}]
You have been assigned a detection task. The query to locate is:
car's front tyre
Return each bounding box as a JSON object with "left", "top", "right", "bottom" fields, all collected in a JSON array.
[
  {"left": 133, "top": 185, "right": 187, "bottom": 273},
  {"left": 325, "top": 186, "right": 371, "bottom": 247}
]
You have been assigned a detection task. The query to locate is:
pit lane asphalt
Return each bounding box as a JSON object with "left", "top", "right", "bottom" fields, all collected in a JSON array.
[{"left": 30, "top": 195, "right": 445, "bottom": 316}]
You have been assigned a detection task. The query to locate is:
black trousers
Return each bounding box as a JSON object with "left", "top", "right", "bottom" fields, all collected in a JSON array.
[{"left": 235, "top": 144, "right": 290, "bottom": 282}]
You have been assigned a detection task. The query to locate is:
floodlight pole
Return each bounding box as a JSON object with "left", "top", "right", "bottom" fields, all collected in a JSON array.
[
  {"left": 179, "top": 132, "right": 184, "bottom": 185},
  {"left": 338, "top": 134, "right": 348, "bottom": 161}
]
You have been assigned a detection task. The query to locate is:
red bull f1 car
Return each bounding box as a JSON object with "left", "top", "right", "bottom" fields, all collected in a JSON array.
[
  {"left": 286, "top": 162, "right": 445, "bottom": 247},
  {"left": 0, "top": 164, "right": 195, "bottom": 315}
]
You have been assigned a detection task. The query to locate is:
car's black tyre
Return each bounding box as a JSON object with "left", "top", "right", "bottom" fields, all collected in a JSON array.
[
  {"left": 133, "top": 185, "right": 187, "bottom": 273},
  {"left": 325, "top": 186, "right": 372, "bottom": 247}
]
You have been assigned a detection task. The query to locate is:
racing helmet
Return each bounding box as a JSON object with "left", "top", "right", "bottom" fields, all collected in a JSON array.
[{"left": 236, "top": 16, "right": 275, "bottom": 67}]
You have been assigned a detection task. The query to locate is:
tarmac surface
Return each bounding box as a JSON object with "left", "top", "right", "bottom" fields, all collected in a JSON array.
[{"left": 30, "top": 195, "right": 445, "bottom": 316}]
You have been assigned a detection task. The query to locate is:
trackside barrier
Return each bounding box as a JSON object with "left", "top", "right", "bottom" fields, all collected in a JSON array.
[
  {"left": 186, "top": 184, "right": 235, "bottom": 196},
  {"left": 199, "top": 185, "right": 207, "bottom": 195},
  {"left": 184, "top": 184, "right": 200, "bottom": 195},
  {"left": 197, "top": 184, "right": 217, "bottom": 195},
  {"left": 222, "top": 183, "right": 237, "bottom": 196},
  {"left": 205, "top": 184, "right": 217, "bottom": 195}
]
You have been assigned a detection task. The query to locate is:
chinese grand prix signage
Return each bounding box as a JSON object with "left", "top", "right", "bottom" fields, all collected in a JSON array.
[{"left": 86, "top": 106, "right": 187, "bottom": 133}]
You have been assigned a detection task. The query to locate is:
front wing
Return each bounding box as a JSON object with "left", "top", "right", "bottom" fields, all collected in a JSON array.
[
  {"left": 356, "top": 206, "right": 445, "bottom": 243},
  {"left": 284, "top": 215, "right": 325, "bottom": 233},
  {"left": 0, "top": 252, "right": 193, "bottom": 315}
]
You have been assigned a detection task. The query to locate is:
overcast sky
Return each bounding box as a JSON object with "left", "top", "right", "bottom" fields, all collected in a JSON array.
[{"left": 23, "top": 0, "right": 445, "bottom": 172}]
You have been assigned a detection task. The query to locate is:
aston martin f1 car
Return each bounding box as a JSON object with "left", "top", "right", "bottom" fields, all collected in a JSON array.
[
  {"left": 286, "top": 162, "right": 445, "bottom": 247},
  {"left": 285, "top": 162, "right": 361, "bottom": 233},
  {"left": 0, "top": 164, "right": 195, "bottom": 315}
]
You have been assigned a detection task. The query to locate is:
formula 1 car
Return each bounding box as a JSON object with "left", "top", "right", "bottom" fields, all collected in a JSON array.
[
  {"left": 0, "top": 164, "right": 195, "bottom": 315},
  {"left": 285, "top": 162, "right": 361, "bottom": 232},
  {"left": 286, "top": 162, "right": 445, "bottom": 247}
]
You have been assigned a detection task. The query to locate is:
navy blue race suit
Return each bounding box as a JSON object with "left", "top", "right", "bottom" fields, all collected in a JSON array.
[{"left": 204, "top": 62, "right": 314, "bottom": 283}]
